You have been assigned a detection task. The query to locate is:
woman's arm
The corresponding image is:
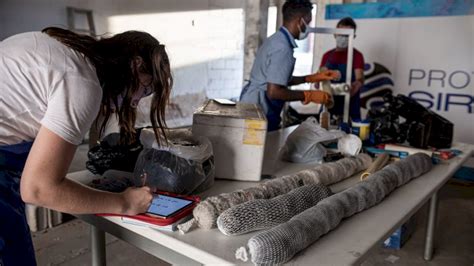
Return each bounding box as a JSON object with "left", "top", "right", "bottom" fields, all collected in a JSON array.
[{"left": 20, "top": 126, "right": 152, "bottom": 215}]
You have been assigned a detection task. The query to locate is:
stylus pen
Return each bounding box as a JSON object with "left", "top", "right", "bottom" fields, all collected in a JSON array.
[{"left": 141, "top": 173, "right": 148, "bottom": 187}]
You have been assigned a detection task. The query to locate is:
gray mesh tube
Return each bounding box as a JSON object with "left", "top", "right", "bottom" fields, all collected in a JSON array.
[
  {"left": 243, "top": 153, "right": 432, "bottom": 265},
  {"left": 193, "top": 154, "right": 372, "bottom": 229},
  {"left": 217, "top": 184, "right": 332, "bottom": 236}
]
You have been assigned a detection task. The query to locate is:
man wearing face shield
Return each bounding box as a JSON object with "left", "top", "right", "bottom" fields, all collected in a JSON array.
[
  {"left": 240, "top": 0, "right": 339, "bottom": 131},
  {"left": 320, "top": 17, "right": 365, "bottom": 121}
]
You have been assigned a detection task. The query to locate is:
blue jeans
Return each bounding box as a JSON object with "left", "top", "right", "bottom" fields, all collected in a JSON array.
[{"left": 0, "top": 142, "right": 36, "bottom": 266}]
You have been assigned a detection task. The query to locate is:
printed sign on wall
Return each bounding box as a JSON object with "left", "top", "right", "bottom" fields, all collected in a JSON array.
[{"left": 323, "top": 0, "right": 473, "bottom": 143}]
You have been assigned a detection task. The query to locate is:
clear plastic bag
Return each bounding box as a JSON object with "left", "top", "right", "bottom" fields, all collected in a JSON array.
[
  {"left": 133, "top": 129, "right": 215, "bottom": 195},
  {"left": 279, "top": 117, "right": 344, "bottom": 163}
]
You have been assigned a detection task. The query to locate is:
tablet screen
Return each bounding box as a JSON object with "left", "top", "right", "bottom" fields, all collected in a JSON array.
[{"left": 146, "top": 194, "right": 193, "bottom": 218}]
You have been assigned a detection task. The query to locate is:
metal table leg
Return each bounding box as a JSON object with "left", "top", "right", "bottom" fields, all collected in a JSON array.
[
  {"left": 91, "top": 225, "right": 106, "bottom": 266},
  {"left": 424, "top": 191, "right": 439, "bottom": 261}
]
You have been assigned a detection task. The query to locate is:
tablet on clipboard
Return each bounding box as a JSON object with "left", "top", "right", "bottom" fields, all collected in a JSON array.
[{"left": 145, "top": 193, "right": 194, "bottom": 219}]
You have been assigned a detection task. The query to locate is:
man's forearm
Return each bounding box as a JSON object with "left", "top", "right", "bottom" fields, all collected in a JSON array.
[
  {"left": 267, "top": 85, "right": 305, "bottom": 101},
  {"left": 350, "top": 79, "right": 364, "bottom": 96},
  {"left": 288, "top": 76, "right": 307, "bottom": 86}
]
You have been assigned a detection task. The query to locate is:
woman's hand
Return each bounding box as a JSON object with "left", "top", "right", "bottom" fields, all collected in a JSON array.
[
  {"left": 21, "top": 126, "right": 151, "bottom": 215},
  {"left": 120, "top": 186, "right": 153, "bottom": 215}
]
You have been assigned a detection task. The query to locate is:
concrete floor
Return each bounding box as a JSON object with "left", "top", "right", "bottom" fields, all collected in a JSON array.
[
  {"left": 32, "top": 145, "right": 474, "bottom": 265},
  {"left": 32, "top": 220, "right": 167, "bottom": 266}
]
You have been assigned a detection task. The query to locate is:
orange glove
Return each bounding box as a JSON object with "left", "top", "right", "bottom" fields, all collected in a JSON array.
[
  {"left": 303, "top": 90, "right": 332, "bottom": 105},
  {"left": 305, "top": 70, "right": 340, "bottom": 83}
]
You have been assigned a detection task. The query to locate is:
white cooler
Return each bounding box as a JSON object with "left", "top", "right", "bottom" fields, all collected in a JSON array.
[{"left": 192, "top": 100, "right": 267, "bottom": 181}]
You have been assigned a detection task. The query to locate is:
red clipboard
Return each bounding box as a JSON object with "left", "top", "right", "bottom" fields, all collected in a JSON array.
[{"left": 97, "top": 191, "right": 200, "bottom": 226}]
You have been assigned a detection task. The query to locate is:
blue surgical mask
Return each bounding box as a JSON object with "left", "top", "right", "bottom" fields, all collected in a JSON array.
[{"left": 298, "top": 18, "right": 310, "bottom": 40}]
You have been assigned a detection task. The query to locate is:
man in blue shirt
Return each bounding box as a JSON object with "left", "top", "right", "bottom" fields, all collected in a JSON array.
[{"left": 240, "top": 0, "right": 338, "bottom": 131}]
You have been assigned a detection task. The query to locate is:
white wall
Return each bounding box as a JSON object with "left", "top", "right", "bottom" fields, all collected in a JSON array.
[
  {"left": 317, "top": 13, "right": 474, "bottom": 144},
  {"left": 0, "top": 0, "right": 245, "bottom": 101}
]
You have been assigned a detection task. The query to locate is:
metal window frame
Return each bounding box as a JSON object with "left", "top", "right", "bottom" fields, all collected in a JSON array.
[{"left": 66, "top": 7, "right": 96, "bottom": 36}]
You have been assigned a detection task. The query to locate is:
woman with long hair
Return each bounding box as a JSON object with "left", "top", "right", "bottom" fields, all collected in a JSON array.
[{"left": 0, "top": 27, "right": 173, "bottom": 265}]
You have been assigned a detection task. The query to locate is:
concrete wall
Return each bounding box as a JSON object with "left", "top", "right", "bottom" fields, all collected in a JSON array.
[
  {"left": 0, "top": 0, "right": 245, "bottom": 101},
  {"left": 1, "top": 0, "right": 247, "bottom": 129},
  {"left": 243, "top": 0, "right": 269, "bottom": 82},
  {"left": 0, "top": 0, "right": 359, "bottom": 127}
]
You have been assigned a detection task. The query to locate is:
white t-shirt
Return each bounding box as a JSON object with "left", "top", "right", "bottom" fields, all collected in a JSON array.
[{"left": 0, "top": 32, "right": 103, "bottom": 145}]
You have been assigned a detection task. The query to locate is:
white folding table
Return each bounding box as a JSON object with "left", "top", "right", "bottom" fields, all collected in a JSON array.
[{"left": 67, "top": 127, "right": 474, "bottom": 265}]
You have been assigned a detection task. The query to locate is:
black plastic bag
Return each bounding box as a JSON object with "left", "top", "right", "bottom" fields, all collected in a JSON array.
[
  {"left": 133, "top": 129, "right": 215, "bottom": 195},
  {"left": 86, "top": 133, "right": 143, "bottom": 175}
]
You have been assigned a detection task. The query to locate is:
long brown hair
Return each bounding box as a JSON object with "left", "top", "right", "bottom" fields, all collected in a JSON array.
[{"left": 42, "top": 27, "right": 172, "bottom": 145}]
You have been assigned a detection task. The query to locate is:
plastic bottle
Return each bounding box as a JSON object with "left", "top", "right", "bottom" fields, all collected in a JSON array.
[{"left": 320, "top": 106, "right": 330, "bottom": 130}]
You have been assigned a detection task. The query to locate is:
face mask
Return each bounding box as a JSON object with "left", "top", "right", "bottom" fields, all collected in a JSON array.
[
  {"left": 131, "top": 86, "right": 153, "bottom": 108},
  {"left": 335, "top": 35, "right": 349, "bottom": 49},
  {"left": 298, "top": 18, "right": 310, "bottom": 40},
  {"left": 112, "top": 86, "right": 153, "bottom": 109}
]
